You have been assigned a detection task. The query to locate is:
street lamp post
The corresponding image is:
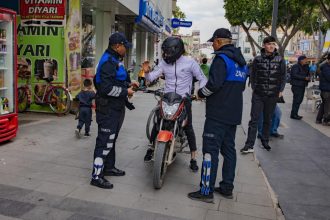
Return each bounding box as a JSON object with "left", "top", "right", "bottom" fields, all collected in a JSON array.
[{"left": 317, "top": 16, "right": 324, "bottom": 59}]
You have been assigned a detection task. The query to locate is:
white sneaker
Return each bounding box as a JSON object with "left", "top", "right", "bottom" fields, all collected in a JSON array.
[{"left": 240, "top": 146, "right": 254, "bottom": 154}]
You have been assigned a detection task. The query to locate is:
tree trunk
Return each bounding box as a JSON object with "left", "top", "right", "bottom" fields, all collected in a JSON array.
[{"left": 241, "top": 23, "right": 261, "bottom": 57}]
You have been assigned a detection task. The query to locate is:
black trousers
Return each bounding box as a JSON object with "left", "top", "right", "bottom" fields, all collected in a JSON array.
[
  {"left": 321, "top": 91, "right": 330, "bottom": 122},
  {"left": 316, "top": 102, "right": 324, "bottom": 122},
  {"left": 92, "top": 108, "right": 125, "bottom": 179},
  {"left": 291, "top": 85, "right": 305, "bottom": 117},
  {"left": 77, "top": 107, "right": 92, "bottom": 134},
  {"left": 245, "top": 93, "right": 277, "bottom": 147},
  {"left": 150, "top": 100, "right": 197, "bottom": 152},
  {"left": 201, "top": 119, "right": 237, "bottom": 193}
]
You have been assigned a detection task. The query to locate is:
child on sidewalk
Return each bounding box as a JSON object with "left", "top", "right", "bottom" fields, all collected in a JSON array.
[{"left": 75, "top": 79, "right": 96, "bottom": 138}]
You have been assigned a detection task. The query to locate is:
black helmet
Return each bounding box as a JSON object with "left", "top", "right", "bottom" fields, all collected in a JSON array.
[{"left": 161, "top": 37, "right": 185, "bottom": 64}]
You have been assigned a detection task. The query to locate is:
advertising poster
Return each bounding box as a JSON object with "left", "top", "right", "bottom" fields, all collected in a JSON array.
[
  {"left": 17, "top": 16, "right": 65, "bottom": 112},
  {"left": 65, "top": 0, "right": 81, "bottom": 97},
  {"left": 20, "top": 0, "right": 66, "bottom": 26}
]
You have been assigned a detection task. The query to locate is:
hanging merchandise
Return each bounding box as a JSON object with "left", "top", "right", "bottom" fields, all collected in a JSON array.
[{"left": 65, "top": 0, "right": 82, "bottom": 97}]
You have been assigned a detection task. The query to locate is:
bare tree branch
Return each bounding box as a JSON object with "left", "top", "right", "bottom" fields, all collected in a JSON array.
[
  {"left": 318, "top": 0, "right": 330, "bottom": 22},
  {"left": 241, "top": 22, "right": 262, "bottom": 56}
]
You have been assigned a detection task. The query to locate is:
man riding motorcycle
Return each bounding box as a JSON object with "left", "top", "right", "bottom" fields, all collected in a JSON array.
[{"left": 143, "top": 36, "right": 207, "bottom": 172}]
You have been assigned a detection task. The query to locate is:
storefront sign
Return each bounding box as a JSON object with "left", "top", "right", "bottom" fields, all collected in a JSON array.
[
  {"left": 323, "top": 30, "right": 330, "bottom": 53},
  {"left": 171, "top": 18, "right": 192, "bottom": 28},
  {"left": 165, "top": 25, "right": 171, "bottom": 34},
  {"left": 65, "top": 0, "right": 81, "bottom": 97},
  {"left": 17, "top": 16, "right": 65, "bottom": 112},
  {"left": 143, "top": 1, "right": 163, "bottom": 27},
  {"left": 136, "top": 0, "right": 163, "bottom": 33},
  {"left": 20, "top": 0, "right": 66, "bottom": 26}
]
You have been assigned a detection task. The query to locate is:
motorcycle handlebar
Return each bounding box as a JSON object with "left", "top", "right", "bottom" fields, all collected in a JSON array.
[{"left": 144, "top": 89, "right": 199, "bottom": 101}]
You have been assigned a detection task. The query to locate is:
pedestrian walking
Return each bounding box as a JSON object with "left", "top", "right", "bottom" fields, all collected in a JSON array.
[
  {"left": 290, "top": 55, "right": 310, "bottom": 120},
  {"left": 310, "top": 61, "right": 317, "bottom": 82},
  {"left": 240, "top": 36, "right": 286, "bottom": 153},
  {"left": 91, "top": 32, "right": 138, "bottom": 189},
  {"left": 75, "top": 79, "right": 95, "bottom": 138},
  {"left": 200, "top": 57, "right": 209, "bottom": 78},
  {"left": 187, "top": 28, "right": 247, "bottom": 203}
]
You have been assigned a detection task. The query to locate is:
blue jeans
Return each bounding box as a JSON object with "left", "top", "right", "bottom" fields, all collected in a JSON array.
[
  {"left": 258, "top": 105, "right": 282, "bottom": 135},
  {"left": 200, "top": 119, "right": 237, "bottom": 193}
]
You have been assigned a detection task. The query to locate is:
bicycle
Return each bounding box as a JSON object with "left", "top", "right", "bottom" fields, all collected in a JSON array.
[{"left": 18, "top": 77, "right": 72, "bottom": 114}]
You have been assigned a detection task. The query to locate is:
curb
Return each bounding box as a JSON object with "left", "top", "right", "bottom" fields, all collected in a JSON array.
[{"left": 253, "top": 153, "right": 285, "bottom": 220}]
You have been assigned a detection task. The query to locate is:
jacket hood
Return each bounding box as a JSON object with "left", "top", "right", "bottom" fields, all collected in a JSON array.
[{"left": 214, "top": 44, "right": 246, "bottom": 66}]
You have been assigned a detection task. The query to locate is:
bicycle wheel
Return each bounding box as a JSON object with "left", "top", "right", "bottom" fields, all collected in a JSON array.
[
  {"left": 17, "top": 87, "right": 28, "bottom": 113},
  {"left": 146, "top": 106, "right": 159, "bottom": 142},
  {"left": 48, "top": 87, "right": 72, "bottom": 114}
]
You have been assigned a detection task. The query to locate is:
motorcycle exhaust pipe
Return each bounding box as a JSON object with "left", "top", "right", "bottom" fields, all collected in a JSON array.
[{"left": 201, "top": 153, "right": 211, "bottom": 195}]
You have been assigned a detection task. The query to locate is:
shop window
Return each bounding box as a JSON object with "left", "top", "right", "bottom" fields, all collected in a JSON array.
[{"left": 81, "top": 13, "right": 96, "bottom": 69}]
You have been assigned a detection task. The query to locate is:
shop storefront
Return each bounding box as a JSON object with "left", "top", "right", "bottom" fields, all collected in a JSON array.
[{"left": 0, "top": 0, "right": 173, "bottom": 113}]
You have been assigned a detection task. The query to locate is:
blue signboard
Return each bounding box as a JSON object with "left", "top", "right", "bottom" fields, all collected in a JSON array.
[
  {"left": 136, "top": 0, "right": 164, "bottom": 28},
  {"left": 171, "top": 18, "right": 192, "bottom": 28}
]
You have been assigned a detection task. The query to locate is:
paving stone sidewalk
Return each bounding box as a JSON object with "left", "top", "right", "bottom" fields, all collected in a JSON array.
[{"left": 0, "top": 92, "right": 284, "bottom": 220}]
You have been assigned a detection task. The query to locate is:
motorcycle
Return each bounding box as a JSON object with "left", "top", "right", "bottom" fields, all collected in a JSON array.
[{"left": 146, "top": 89, "right": 193, "bottom": 189}]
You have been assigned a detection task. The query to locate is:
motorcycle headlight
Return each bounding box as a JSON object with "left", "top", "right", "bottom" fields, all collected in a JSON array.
[{"left": 162, "top": 102, "right": 180, "bottom": 120}]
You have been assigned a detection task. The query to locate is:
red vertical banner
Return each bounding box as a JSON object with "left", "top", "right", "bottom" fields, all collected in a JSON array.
[{"left": 20, "top": 0, "right": 66, "bottom": 26}]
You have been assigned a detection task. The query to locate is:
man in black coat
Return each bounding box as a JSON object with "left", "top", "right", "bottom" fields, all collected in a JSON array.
[
  {"left": 241, "top": 36, "right": 286, "bottom": 153},
  {"left": 290, "top": 55, "right": 310, "bottom": 119},
  {"left": 318, "top": 54, "right": 330, "bottom": 125},
  {"left": 188, "top": 28, "right": 247, "bottom": 203}
]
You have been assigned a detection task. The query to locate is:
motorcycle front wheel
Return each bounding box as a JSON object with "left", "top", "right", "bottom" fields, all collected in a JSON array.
[{"left": 153, "top": 141, "right": 169, "bottom": 189}]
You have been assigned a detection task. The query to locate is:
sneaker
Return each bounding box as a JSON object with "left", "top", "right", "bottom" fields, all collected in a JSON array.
[
  {"left": 270, "top": 133, "right": 284, "bottom": 139},
  {"left": 84, "top": 133, "right": 91, "bottom": 137},
  {"left": 189, "top": 159, "right": 199, "bottom": 172},
  {"left": 261, "top": 141, "right": 271, "bottom": 151},
  {"left": 75, "top": 129, "right": 81, "bottom": 138},
  {"left": 257, "top": 134, "right": 262, "bottom": 139},
  {"left": 144, "top": 148, "right": 154, "bottom": 162},
  {"left": 214, "top": 187, "right": 233, "bottom": 199},
  {"left": 240, "top": 146, "right": 254, "bottom": 154},
  {"left": 188, "top": 190, "right": 214, "bottom": 203}
]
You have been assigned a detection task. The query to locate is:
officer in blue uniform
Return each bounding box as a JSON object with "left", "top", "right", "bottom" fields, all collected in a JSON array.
[
  {"left": 91, "top": 32, "right": 137, "bottom": 189},
  {"left": 188, "top": 28, "right": 247, "bottom": 203}
]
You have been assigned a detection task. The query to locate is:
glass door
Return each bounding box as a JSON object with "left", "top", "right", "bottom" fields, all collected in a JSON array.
[{"left": 0, "top": 12, "right": 14, "bottom": 115}]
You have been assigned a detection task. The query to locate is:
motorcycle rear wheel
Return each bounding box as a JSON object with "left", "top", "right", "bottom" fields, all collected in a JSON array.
[{"left": 153, "top": 141, "right": 169, "bottom": 189}]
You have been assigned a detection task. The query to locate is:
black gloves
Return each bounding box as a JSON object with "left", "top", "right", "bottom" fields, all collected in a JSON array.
[{"left": 125, "top": 100, "right": 135, "bottom": 110}]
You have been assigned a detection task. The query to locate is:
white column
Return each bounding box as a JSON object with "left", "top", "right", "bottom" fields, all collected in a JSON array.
[{"left": 95, "top": 10, "right": 115, "bottom": 62}]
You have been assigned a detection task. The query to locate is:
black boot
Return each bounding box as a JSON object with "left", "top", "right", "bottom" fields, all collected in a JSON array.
[
  {"left": 214, "top": 187, "right": 233, "bottom": 199},
  {"left": 144, "top": 148, "right": 154, "bottom": 162},
  {"left": 189, "top": 159, "right": 199, "bottom": 172},
  {"left": 261, "top": 141, "right": 271, "bottom": 151},
  {"left": 103, "top": 167, "right": 125, "bottom": 176},
  {"left": 90, "top": 177, "right": 113, "bottom": 189},
  {"left": 188, "top": 190, "right": 214, "bottom": 203}
]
